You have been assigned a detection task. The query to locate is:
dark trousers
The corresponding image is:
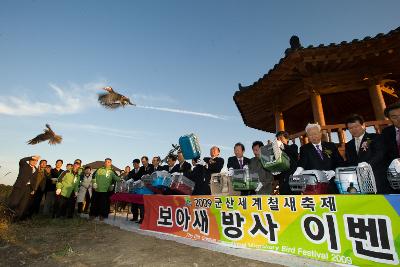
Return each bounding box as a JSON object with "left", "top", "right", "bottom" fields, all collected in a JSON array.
[
  {"left": 131, "top": 204, "right": 145, "bottom": 222},
  {"left": 54, "top": 195, "right": 76, "bottom": 218},
  {"left": 131, "top": 203, "right": 140, "bottom": 221},
  {"left": 89, "top": 191, "right": 110, "bottom": 218},
  {"left": 55, "top": 196, "right": 68, "bottom": 218},
  {"left": 32, "top": 189, "right": 44, "bottom": 214},
  {"left": 8, "top": 185, "right": 34, "bottom": 221},
  {"left": 67, "top": 195, "right": 76, "bottom": 218}
]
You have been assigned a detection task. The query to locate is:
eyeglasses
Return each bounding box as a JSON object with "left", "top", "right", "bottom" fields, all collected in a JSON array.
[{"left": 74, "top": 162, "right": 81, "bottom": 165}]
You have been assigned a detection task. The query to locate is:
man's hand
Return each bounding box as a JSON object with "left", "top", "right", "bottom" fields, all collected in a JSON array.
[
  {"left": 30, "top": 190, "right": 35, "bottom": 195},
  {"left": 56, "top": 188, "right": 61, "bottom": 195}
]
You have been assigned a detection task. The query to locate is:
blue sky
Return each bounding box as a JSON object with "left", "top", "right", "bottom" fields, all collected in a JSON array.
[{"left": 1, "top": 0, "right": 399, "bottom": 185}]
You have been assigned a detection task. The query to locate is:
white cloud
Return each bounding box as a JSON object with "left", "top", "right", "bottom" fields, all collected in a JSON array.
[
  {"left": 54, "top": 122, "right": 158, "bottom": 140},
  {"left": 0, "top": 81, "right": 106, "bottom": 116},
  {"left": 0, "top": 81, "right": 232, "bottom": 120},
  {"left": 136, "top": 105, "right": 227, "bottom": 120}
]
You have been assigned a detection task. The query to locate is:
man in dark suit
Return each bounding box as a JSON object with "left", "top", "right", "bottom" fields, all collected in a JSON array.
[
  {"left": 163, "top": 154, "right": 180, "bottom": 174},
  {"left": 187, "top": 158, "right": 209, "bottom": 195},
  {"left": 128, "top": 159, "right": 142, "bottom": 222},
  {"left": 375, "top": 102, "right": 400, "bottom": 193},
  {"left": 140, "top": 156, "right": 154, "bottom": 175},
  {"left": 203, "top": 146, "right": 224, "bottom": 194},
  {"left": 227, "top": 143, "right": 250, "bottom": 170},
  {"left": 295, "top": 123, "right": 344, "bottom": 194},
  {"left": 275, "top": 131, "right": 299, "bottom": 195},
  {"left": 8, "top": 155, "right": 40, "bottom": 222},
  {"left": 177, "top": 151, "right": 191, "bottom": 176},
  {"left": 152, "top": 156, "right": 164, "bottom": 172},
  {"left": 343, "top": 114, "right": 390, "bottom": 193},
  {"left": 204, "top": 146, "right": 225, "bottom": 174},
  {"left": 128, "top": 159, "right": 142, "bottom": 181}
]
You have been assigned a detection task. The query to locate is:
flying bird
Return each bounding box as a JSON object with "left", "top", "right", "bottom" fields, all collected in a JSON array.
[
  {"left": 27, "top": 124, "right": 62, "bottom": 145},
  {"left": 98, "top": 86, "right": 135, "bottom": 109}
]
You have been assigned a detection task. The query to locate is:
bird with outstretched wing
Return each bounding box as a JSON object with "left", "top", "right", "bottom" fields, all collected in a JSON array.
[
  {"left": 98, "top": 87, "right": 135, "bottom": 109},
  {"left": 27, "top": 124, "right": 62, "bottom": 145}
]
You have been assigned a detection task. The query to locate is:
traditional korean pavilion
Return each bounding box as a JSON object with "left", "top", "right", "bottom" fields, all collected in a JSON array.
[{"left": 234, "top": 27, "right": 400, "bottom": 148}]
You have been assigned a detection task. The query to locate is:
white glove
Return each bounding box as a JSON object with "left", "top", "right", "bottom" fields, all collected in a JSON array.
[
  {"left": 324, "top": 170, "right": 336, "bottom": 180},
  {"left": 276, "top": 140, "right": 284, "bottom": 149},
  {"left": 227, "top": 168, "right": 234, "bottom": 177},
  {"left": 389, "top": 159, "right": 400, "bottom": 173},
  {"left": 56, "top": 188, "right": 61, "bottom": 195},
  {"left": 272, "top": 172, "right": 281, "bottom": 175},
  {"left": 197, "top": 159, "right": 206, "bottom": 166},
  {"left": 93, "top": 183, "right": 98, "bottom": 189},
  {"left": 293, "top": 167, "right": 304, "bottom": 176},
  {"left": 243, "top": 165, "right": 249, "bottom": 170},
  {"left": 357, "top": 162, "right": 369, "bottom": 168}
]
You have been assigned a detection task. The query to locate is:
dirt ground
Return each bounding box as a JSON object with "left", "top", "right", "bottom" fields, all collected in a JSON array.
[{"left": 0, "top": 215, "right": 283, "bottom": 267}]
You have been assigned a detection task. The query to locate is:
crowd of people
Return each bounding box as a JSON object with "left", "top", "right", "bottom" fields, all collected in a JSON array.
[{"left": 6, "top": 102, "right": 400, "bottom": 223}]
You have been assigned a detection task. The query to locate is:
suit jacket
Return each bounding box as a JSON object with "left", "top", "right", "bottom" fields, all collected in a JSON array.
[
  {"left": 249, "top": 157, "right": 273, "bottom": 194},
  {"left": 153, "top": 165, "right": 164, "bottom": 172},
  {"left": 187, "top": 164, "right": 210, "bottom": 195},
  {"left": 204, "top": 157, "right": 224, "bottom": 174},
  {"left": 140, "top": 164, "right": 154, "bottom": 176},
  {"left": 8, "top": 157, "right": 38, "bottom": 219},
  {"left": 277, "top": 143, "right": 299, "bottom": 195},
  {"left": 162, "top": 164, "right": 180, "bottom": 174},
  {"left": 13, "top": 157, "right": 38, "bottom": 189},
  {"left": 345, "top": 132, "right": 378, "bottom": 166},
  {"left": 298, "top": 142, "right": 344, "bottom": 171},
  {"left": 128, "top": 168, "right": 143, "bottom": 181},
  {"left": 178, "top": 161, "right": 192, "bottom": 175},
  {"left": 227, "top": 156, "right": 250, "bottom": 170},
  {"left": 372, "top": 125, "right": 399, "bottom": 193},
  {"left": 298, "top": 142, "right": 344, "bottom": 194},
  {"left": 380, "top": 125, "right": 399, "bottom": 166}
]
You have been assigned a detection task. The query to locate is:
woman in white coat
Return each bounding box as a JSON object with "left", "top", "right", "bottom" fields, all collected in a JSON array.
[{"left": 77, "top": 166, "right": 93, "bottom": 213}]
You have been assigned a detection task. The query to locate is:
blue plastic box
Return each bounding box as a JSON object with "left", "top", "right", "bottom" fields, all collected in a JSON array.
[
  {"left": 133, "top": 187, "right": 154, "bottom": 195},
  {"left": 179, "top": 133, "right": 201, "bottom": 160}
]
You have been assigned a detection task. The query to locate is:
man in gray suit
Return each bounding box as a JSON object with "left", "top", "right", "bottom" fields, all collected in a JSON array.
[{"left": 249, "top": 141, "right": 274, "bottom": 195}]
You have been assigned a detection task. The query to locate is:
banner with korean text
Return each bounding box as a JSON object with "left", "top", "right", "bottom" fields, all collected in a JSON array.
[{"left": 141, "top": 195, "right": 400, "bottom": 266}]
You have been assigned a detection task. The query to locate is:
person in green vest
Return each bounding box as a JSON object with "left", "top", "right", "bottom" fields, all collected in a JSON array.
[
  {"left": 54, "top": 161, "right": 80, "bottom": 218},
  {"left": 89, "top": 158, "right": 120, "bottom": 220}
]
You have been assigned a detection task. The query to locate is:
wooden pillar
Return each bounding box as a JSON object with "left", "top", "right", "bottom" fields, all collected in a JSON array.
[
  {"left": 310, "top": 90, "right": 328, "bottom": 141},
  {"left": 368, "top": 83, "right": 386, "bottom": 120},
  {"left": 274, "top": 111, "right": 285, "bottom": 132},
  {"left": 338, "top": 128, "right": 346, "bottom": 145},
  {"left": 310, "top": 91, "right": 326, "bottom": 125}
]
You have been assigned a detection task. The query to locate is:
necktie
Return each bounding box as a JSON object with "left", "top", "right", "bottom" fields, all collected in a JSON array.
[
  {"left": 397, "top": 129, "right": 400, "bottom": 155},
  {"left": 239, "top": 159, "right": 243, "bottom": 169},
  {"left": 355, "top": 137, "right": 360, "bottom": 154},
  {"left": 316, "top": 145, "right": 324, "bottom": 160}
]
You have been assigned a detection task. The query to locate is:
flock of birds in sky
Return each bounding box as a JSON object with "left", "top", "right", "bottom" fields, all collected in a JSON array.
[{"left": 27, "top": 87, "right": 135, "bottom": 146}]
